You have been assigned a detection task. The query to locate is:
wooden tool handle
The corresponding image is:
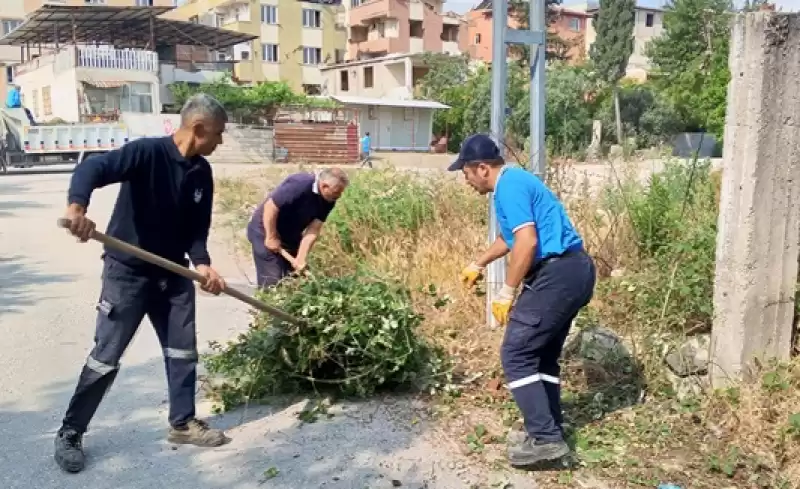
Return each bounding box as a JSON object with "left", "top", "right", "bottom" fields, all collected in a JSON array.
[{"left": 57, "top": 218, "right": 302, "bottom": 325}]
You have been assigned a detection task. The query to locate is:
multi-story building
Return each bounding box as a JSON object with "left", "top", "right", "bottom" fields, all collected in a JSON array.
[
  {"left": 570, "top": 0, "right": 665, "bottom": 80},
  {"left": 4, "top": 4, "right": 254, "bottom": 122},
  {"left": 1, "top": 1, "right": 28, "bottom": 99},
  {"left": 2, "top": 1, "right": 180, "bottom": 100},
  {"left": 164, "top": 0, "right": 348, "bottom": 94},
  {"left": 464, "top": 1, "right": 590, "bottom": 64},
  {"left": 344, "top": 0, "right": 466, "bottom": 61}
]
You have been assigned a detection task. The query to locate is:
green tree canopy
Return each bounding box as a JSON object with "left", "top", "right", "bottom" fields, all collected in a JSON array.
[{"left": 645, "top": 0, "right": 733, "bottom": 137}]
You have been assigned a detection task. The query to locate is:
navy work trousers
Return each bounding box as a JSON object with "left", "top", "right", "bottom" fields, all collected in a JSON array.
[
  {"left": 251, "top": 241, "right": 294, "bottom": 288},
  {"left": 62, "top": 256, "right": 199, "bottom": 433},
  {"left": 501, "top": 249, "right": 596, "bottom": 442}
]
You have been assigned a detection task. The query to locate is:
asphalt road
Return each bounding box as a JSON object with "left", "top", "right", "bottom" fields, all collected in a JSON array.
[{"left": 0, "top": 166, "right": 530, "bottom": 489}]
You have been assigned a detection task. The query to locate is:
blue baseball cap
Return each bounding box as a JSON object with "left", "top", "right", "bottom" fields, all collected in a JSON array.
[{"left": 447, "top": 133, "right": 502, "bottom": 171}]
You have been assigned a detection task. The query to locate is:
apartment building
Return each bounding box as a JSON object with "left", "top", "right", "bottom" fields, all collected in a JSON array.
[
  {"left": 164, "top": 0, "right": 348, "bottom": 94},
  {"left": 464, "top": 2, "right": 590, "bottom": 64},
  {"left": 345, "top": 0, "right": 466, "bottom": 61},
  {"left": 571, "top": 0, "right": 665, "bottom": 80},
  {"left": 2, "top": 1, "right": 179, "bottom": 98},
  {"left": 22, "top": 0, "right": 177, "bottom": 10},
  {"left": 1, "top": 1, "right": 27, "bottom": 99}
]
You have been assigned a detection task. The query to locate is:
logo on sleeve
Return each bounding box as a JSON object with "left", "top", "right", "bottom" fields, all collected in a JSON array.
[{"left": 193, "top": 189, "right": 203, "bottom": 203}]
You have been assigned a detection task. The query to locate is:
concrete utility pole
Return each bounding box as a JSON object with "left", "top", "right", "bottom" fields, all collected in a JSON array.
[
  {"left": 710, "top": 11, "right": 800, "bottom": 387},
  {"left": 486, "top": 0, "right": 547, "bottom": 327}
]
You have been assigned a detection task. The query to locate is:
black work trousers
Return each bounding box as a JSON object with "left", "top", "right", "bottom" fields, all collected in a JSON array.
[
  {"left": 61, "top": 256, "right": 199, "bottom": 433},
  {"left": 500, "top": 249, "right": 596, "bottom": 442}
]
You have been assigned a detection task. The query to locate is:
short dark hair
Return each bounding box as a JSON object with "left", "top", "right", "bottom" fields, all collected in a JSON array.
[{"left": 464, "top": 158, "right": 504, "bottom": 168}]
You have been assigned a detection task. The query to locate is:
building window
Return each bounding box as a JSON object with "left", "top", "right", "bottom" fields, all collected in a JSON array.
[
  {"left": 645, "top": 12, "right": 654, "bottom": 27},
  {"left": 262, "top": 43, "right": 278, "bottom": 62},
  {"left": 363, "top": 66, "right": 373, "bottom": 88},
  {"left": 261, "top": 5, "right": 277, "bottom": 24},
  {"left": 5, "top": 65, "right": 13, "bottom": 83},
  {"left": 303, "top": 47, "right": 322, "bottom": 65},
  {"left": 568, "top": 17, "right": 580, "bottom": 32},
  {"left": 351, "top": 0, "right": 361, "bottom": 7},
  {"left": 474, "top": 33, "right": 481, "bottom": 44},
  {"left": 85, "top": 0, "right": 107, "bottom": 4},
  {"left": 1, "top": 19, "right": 23, "bottom": 35},
  {"left": 302, "top": 9, "right": 321, "bottom": 28},
  {"left": 125, "top": 83, "right": 153, "bottom": 113},
  {"left": 42, "top": 86, "right": 52, "bottom": 116},
  {"left": 303, "top": 84, "right": 321, "bottom": 95},
  {"left": 335, "top": 49, "right": 346, "bottom": 63},
  {"left": 340, "top": 70, "right": 349, "bottom": 91},
  {"left": 135, "top": 0, "right": 153, "bottom": 6},
  {"left": 31, "top": 89, "right": 38, "bottom": 118}
]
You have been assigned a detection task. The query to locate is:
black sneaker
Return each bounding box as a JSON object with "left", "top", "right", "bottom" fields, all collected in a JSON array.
[
  {"left": 54, "top": 427, "right": 86, "bottom": 473},
  {"left": 508, "top": 436, "right": 570, "bottom": 467}
]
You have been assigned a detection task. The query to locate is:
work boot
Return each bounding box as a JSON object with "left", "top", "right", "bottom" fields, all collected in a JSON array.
[
  {"left": 54, "top": 427, "right": 86, "bottom": 473},
  {"left": 508, "top": 436, "right": 570, "bottom": 468},
  {"left": 167, "top": 418, "right": 229, "bottom": 447}
]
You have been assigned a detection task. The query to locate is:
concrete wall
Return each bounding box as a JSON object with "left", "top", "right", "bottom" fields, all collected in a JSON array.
[
  {"left": 710, "top": 12, "right": 800, "bottom": 386},
  {"left": 354, "top": 105, "right": 434, "bottom": 151},
  {"left": 322, "top": 56, "right": 413, "bottom": 98},
  {"left": 14, "top": 63, "right": 80, "bottom": 122},
  {"left": 121, "top": 112, "right": 276, "bottom": 164}
]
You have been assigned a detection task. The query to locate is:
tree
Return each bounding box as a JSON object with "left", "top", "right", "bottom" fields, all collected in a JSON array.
[
  {"left": 168, "top": 73, "right": 334, "bottom": 123},
  {"left": 645, "top": 0, "right": 732, "bottom": 138},
  {"left": 416, "top": 53, "right": 472, "bottom": 151},
  {"left": 589, "top": 0, "right": 635, "bottom": 145}
]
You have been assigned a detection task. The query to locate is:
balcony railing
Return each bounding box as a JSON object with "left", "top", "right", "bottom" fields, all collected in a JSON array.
[{"left": 70, "top": 46, "right": 159, "bottom": 72}]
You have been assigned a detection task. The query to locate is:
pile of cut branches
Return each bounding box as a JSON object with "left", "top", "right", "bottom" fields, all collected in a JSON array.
[{"left": 203, "top": 274, "right": 448, "bottom": 411}]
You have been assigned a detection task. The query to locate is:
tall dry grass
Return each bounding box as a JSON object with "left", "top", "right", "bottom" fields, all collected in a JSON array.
[{"left": 213, "top": 162, "right": 800, "bottom": 488}]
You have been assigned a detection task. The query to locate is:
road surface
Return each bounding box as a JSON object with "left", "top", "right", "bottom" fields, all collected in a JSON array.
[{"left": 0, "top": 167, "right": 528, "bottom": 489}]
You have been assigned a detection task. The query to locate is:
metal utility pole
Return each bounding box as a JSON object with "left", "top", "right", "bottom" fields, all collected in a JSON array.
[{"left": 486, "top": 0, "right": 547, "bottom": 327}]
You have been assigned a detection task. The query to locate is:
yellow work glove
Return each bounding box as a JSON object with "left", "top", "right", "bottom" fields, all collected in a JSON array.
[
  {"left": 491, "top": 284, "right": 517, "bottom": 326},
  {"left": 460, "top": 262, "right": 484, "bottom": 288}
]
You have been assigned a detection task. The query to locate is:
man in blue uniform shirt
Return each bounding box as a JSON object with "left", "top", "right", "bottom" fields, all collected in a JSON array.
[
  {"left": 452, "top": 134, "right": 596, "bottom": 467},
  {"left": 55, "top": 94, "right": 230, "bottom": 473}
]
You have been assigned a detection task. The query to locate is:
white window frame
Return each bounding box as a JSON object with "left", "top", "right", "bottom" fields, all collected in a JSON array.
[
  {"left": 302, "top": 9, "right": 321, "bottom": 28},
  {"left": 135, "top": 0, "right": 154, "bottom": 6},
  {"left": 1, "top": 19, "right": 22, "bottom": 35},
  {"left": 302, "top": 47, "right": 322, "bottom": 65},
  {"left": 262, "top": 43, "right": 279, "bottom": 63},
  {"left": 261, "top": 5, "right": 278, "bottom": 24}
]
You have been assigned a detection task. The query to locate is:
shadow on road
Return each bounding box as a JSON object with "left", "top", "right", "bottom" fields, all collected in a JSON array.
[
  {"left": 0, "top": 256, "right": 76, "bottom": 316},
  {"left": 0, "top": 354, "right": 441, "bottom": 489},
  {"left": 0, "top": 166, "right": 76, "bottom": 177}
]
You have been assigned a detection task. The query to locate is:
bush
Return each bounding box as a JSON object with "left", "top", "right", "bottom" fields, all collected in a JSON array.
[
  {"left": 593, "top": 158, "right": 718, "bottom": 340},
  {"left": 203, "top": 273, "right": 448, "bottom": 411}
]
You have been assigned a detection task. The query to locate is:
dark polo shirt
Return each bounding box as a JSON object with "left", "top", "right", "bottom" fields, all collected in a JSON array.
[{"left": 247, "top": 172, "right": 335, "bottom": 256}]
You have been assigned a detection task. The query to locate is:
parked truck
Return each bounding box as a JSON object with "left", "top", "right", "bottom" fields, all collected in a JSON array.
[{"left": 0, "top": 107, "right": 131, "bottom": 173}]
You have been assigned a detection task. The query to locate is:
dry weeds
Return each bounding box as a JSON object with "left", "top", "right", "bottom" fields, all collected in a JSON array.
[{"left": 212, "top": 162, "right": 800, "bottom": 489}]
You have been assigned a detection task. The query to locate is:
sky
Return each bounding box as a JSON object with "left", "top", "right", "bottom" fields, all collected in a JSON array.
[{"left": 442, "top": 0, "right": 800, "bottom": 14}]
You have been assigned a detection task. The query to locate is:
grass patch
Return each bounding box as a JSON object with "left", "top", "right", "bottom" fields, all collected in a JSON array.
[{"left": 210, "top": 162, "right": 800, "bottom": 489}]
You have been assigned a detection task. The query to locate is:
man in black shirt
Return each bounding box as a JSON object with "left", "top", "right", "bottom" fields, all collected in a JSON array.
[
  {"left": 246, "top": 168, "right": 348, "bottom": 287},
  {"left": 55, "top": 94, "right": 230, "bottom": 473}
]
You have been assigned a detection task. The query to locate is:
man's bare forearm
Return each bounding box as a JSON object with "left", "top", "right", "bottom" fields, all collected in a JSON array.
[
  {"left": 295, "top": 233, "right": 318, "bottom": 261},
  {"left": 474, "top": 236, "right": 510, "bottom": 268},
  {"left": 262, "top": 199, "right": 279, "bottom": 238},
  {"left": 505, "top": 229, "right": 537, "bottom": 289}
]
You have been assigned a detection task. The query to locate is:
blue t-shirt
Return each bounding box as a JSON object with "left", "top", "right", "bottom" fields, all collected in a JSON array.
[
  {"left": 493, "top": 166, "right": 583, "bottom": 261},
  {"left": 361, "top": 135, "right": 370, "bottom": 154},
  {"left": 6, "top": 88, "right": 21, "bottom": 108}
]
